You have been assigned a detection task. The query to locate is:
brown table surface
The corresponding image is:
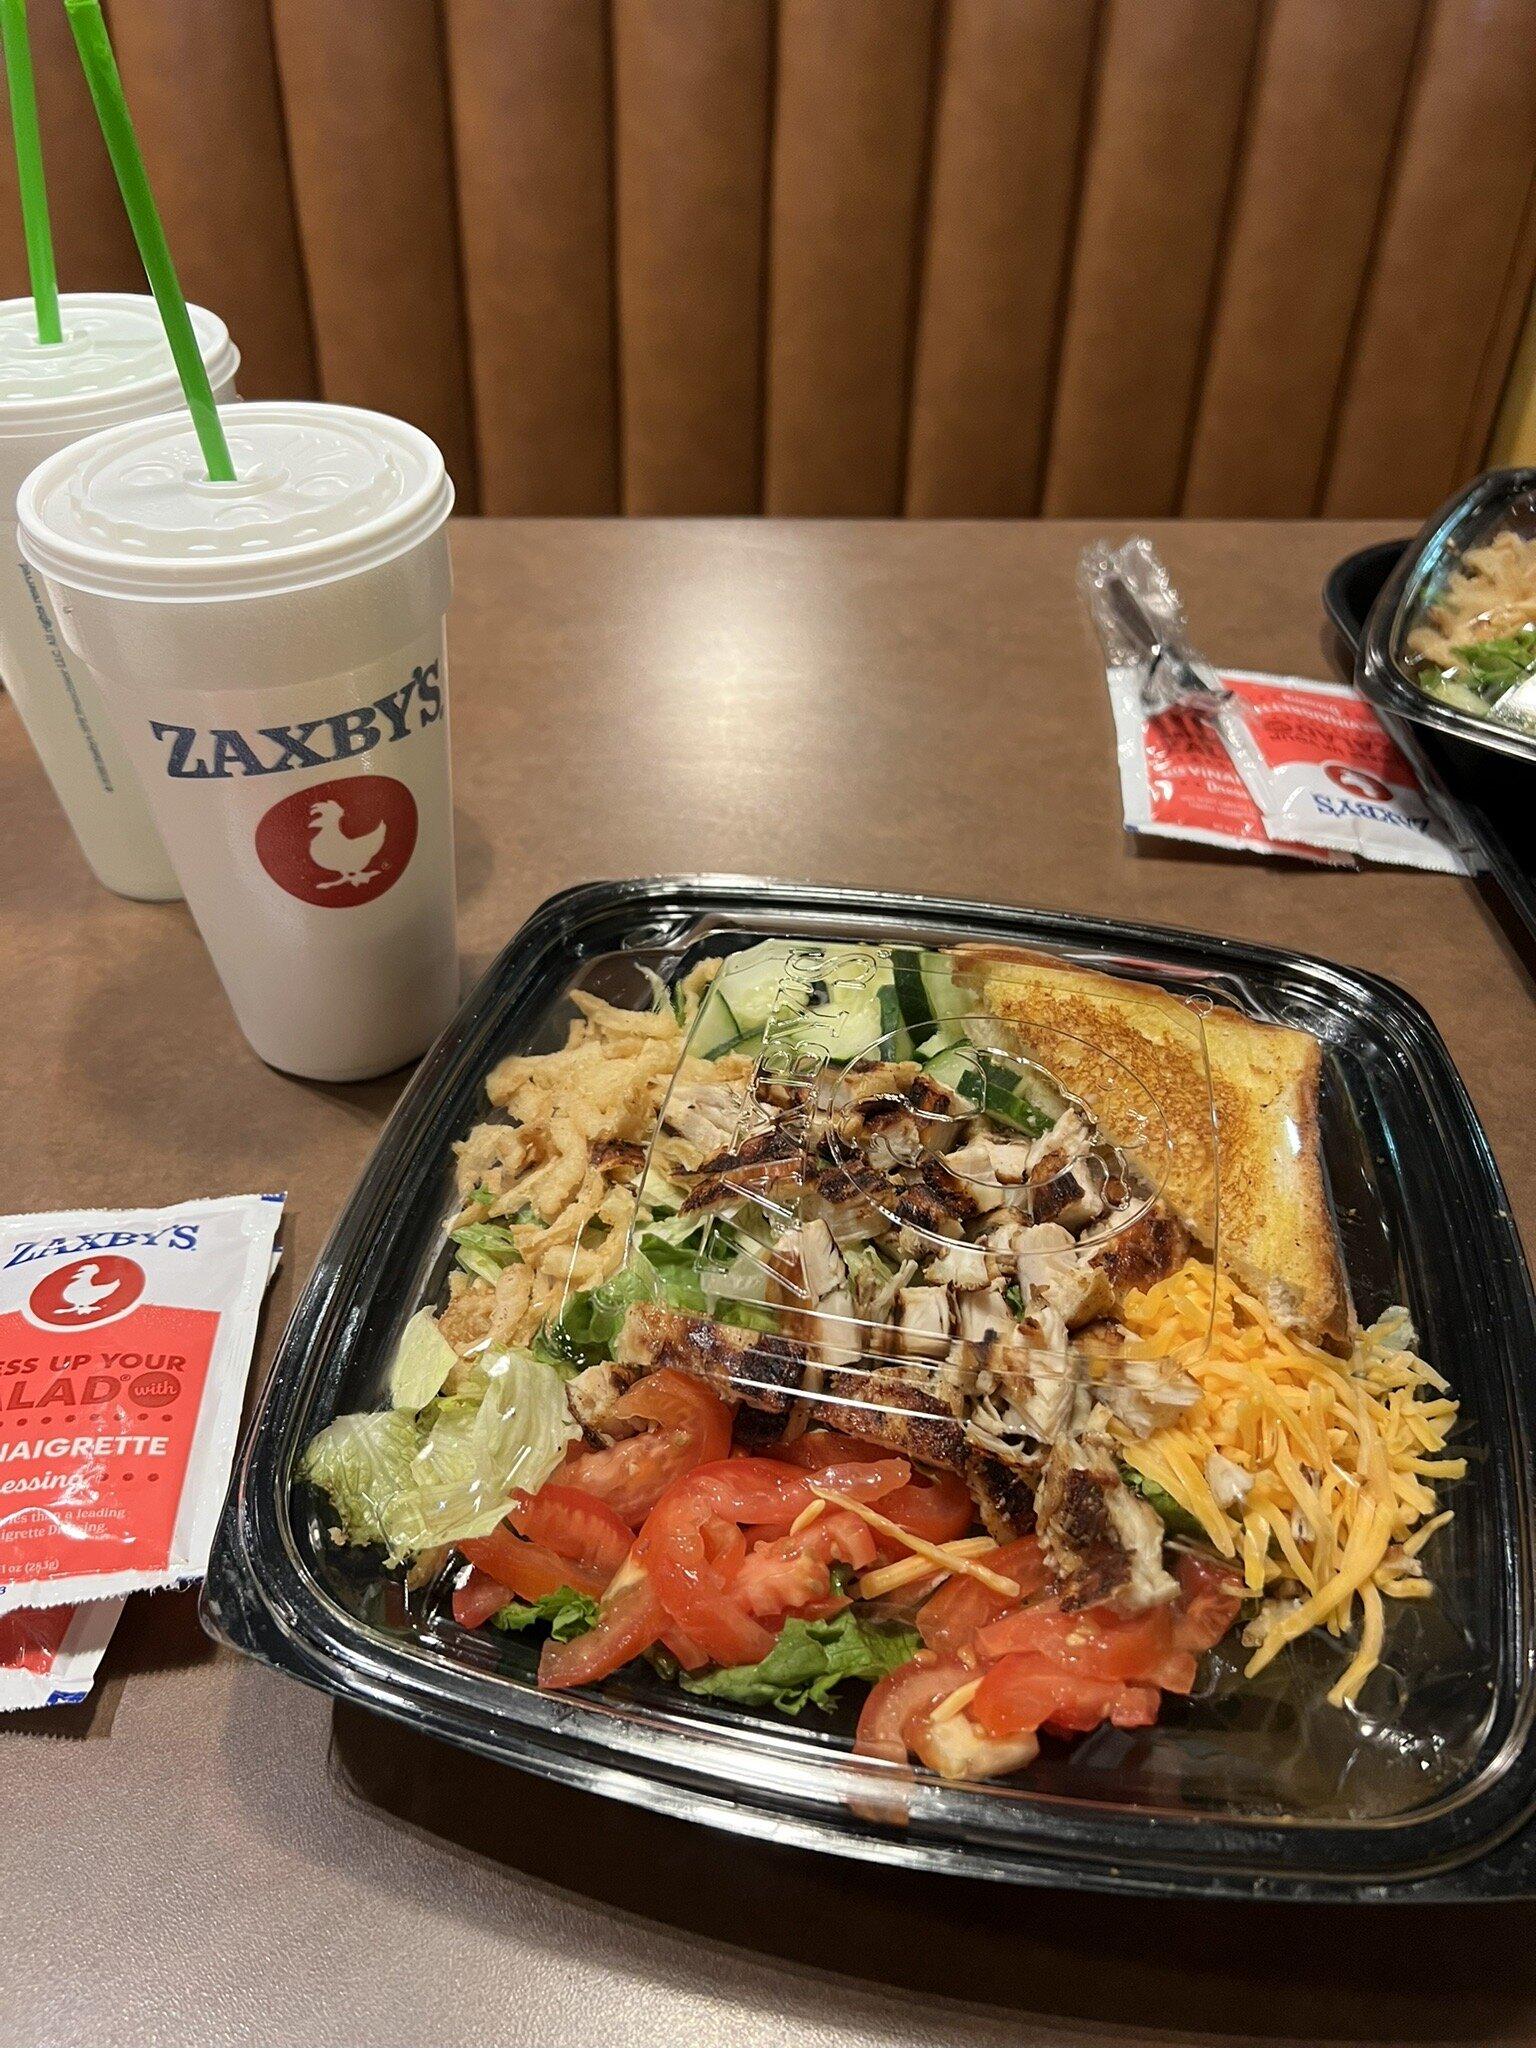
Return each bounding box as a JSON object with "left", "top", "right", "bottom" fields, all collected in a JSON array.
[{"left": 4, "top": 518, "right": 1535, "bottom": 2048}]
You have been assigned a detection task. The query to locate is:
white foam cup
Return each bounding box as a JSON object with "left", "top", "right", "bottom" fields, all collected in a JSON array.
[
  {"left": 17, "top": 400, "right": 458, "bottom": 1082},
  {"left": 0, "top": 293, "right": 239, "bottom": 900}
]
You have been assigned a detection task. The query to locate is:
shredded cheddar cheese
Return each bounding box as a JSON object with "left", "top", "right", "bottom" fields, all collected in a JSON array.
[
  {"left": 930, "top": 1677, "right": 984, "bottom": 1725},
  {"left": 1113, "top": 1259, "right": 1463, "bottom": 1706},
  {"left": 810, "top": 1487, "right": 1022, "bottom": 1597},
  {"left": 788, "top": 1497, "right": 828, "bottom": 1537},
  {"left": 854, "top": 1536, "right": 1001, "bottom": 1601}
]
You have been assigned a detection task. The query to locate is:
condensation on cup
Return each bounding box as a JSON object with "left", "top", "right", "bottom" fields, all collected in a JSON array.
[
  {"left": 0, "top": 293, "right": 239, "bottom": 900},
  {"left": 17, "top": 401, "right": 460, "bottom": 1082}
]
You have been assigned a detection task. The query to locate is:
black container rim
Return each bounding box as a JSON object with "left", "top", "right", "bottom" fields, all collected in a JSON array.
[
  {"left": 1323, "top": 538, "right": 1410, "bottom": 654},
  {"left": 1358, "top": 467, "right": 1536, "bottom": 767},
  {"left": 203, "top": 877, "right": 1536, "bottom": 1903},
  {"left": 1327, "top": 539, "right": 1536, "bottom": 967}
]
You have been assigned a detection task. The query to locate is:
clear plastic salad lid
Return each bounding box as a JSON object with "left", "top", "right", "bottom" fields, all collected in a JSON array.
[{"left": 543, "top": 936, "right": 1220, "bottom": 1435}]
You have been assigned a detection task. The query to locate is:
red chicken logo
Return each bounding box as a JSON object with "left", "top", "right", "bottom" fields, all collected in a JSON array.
[
  {"left": 308, "top": 798, "right": 388, "bottom": 888},
  {"left": 1322, "top": 762, "right": 1393, "bottom": 804},
  {"left": 254, "top": 776, "right": 418, "bottom": 907},
  {"left": 27, "top": 1254, "right": 145, "bottom": 1330}
]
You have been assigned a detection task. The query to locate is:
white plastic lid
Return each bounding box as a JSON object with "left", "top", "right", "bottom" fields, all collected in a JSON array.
[
  {"left": 17, "top": 400, "right": 454, "bottom": 602},
  {"left": 0, "top": 293, "right": 238, "bottom": 432}
]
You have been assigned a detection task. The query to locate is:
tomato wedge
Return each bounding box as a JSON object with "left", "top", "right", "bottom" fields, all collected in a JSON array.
[
  {"left": 880, "top": 1465, "right": 974, "bottom": 1545},
  {"left": 630, "top": 1457, "right": 904, "bottom": 1667},
  {"left": 784, "top": 1431, "right": 972, "bottom": 1546},
  {"left": 460, "top": 1527, "right": 608, "bottom": 1605},
  {"left": 969, "top": 1652, "right": 1161, "bottom": 1739},
  {"left": 1171, "top": 1552, "right": 1245, "bottom": 1654},
  {"left": 916, "top": 1536, "right": 1050, "bottom": 1654},
  {"left": 559, "top": 1368, "right": 734, "bottom": 1526},
  {"left": 730, "top": 1508, "right": 879, "bottom": 1619},
  {"left": 508, "top": 1484, "right": 632, "bottom": 1581},
  {"left": 634, "top": 1464, "right": 788, "bottom": 1666},
  {"left": 974, "top": 1597, "right": 1198, "bottom": 1694},
  {"left": 452, "top": 1566, "right": 516, "bottom": 1630},
  {"left": 783, "top": 1431, "right": 890, "bottom": 1472},
  {"left": 537, "top": 1562, "right": 667, "bottom": 1691},
  {"left": 854, "top": 1651, "right": 971, "bottom": 1766}
]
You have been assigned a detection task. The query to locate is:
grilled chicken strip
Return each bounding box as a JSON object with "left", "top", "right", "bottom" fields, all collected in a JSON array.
[
  {"left": 565, "top": 1356, "right": 646, "bottom": 1444},
  {"left": 662, "top": 1078, "right": 746, "bottom": 1153},
  {"left": 944, "top": 1135, "right": 1038, "bottom": 1196},
  {"left": 1027, "top": 1107, "right": 1096, "bottom": 1174},
  {"left": 1088, "top": 1354, "right": 1201, "bottom": 1438},
  {"left": 927, "top": 1243, "right": 993, "bottom": 1291},
  {"left": 806, "top": 1159, "right": 889, "bottom": 1241},
  {"left": 889, "top": 1179, "right": 968, "bottom": 1242},
  {"left": 963, "top": 1441, "right": 1039, "bottom": 1541},
  {"left": 1028, "top": 1157, "right": 1106, "bottom": 1233},
  {"left": 956, "top": 1286, "right": 1017, "bottom": 1346},
  {"left": 681, "top": 1124, "right": 803, "bottom": 1214},
  {"left": 986, "top": 1219, "right": 1114, "bottom": 1330},
  {"left": 890, "top": 1285, "right": 952, "bottom": 1360},
  {"left": 809, "top": 1362, "right": 969, "bottom": 1470},
  {"left": 614, "top": 1302, "right": 808, "bottom": 1416},
  {"left": 773, "top": 1218, "right": 859, "bottom": 1377},
  {"left": 1089, "top": 1204, "right": 1190, "bottom": 1295},
  {"left": 829, "top": 1068, "right": 963, "bottom": 1172},
  {"left": 590, "top": 1139, "right": 646, "bottom": 1182},
  {"left": 1034, "top": 1418, "right": 1179, "bottom": 1615},
  {"left": 915, "top": 1152, "right": 984, "bottom": 1226}
]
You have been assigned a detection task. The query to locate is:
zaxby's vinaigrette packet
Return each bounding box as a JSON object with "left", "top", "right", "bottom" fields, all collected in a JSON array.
[
  {"left": 0, "top": 1598, "right": 126, "bottom": 1711},
  {"left": 1221, "top": 670, "right": 1473, "bottom": 873},
  {"left": 0, "top": 1194, "right": 283, "bottom": 1610}
]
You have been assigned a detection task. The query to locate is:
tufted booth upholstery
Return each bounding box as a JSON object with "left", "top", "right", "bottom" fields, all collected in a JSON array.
[{"left": 3, "top": 0, "right": 1533, "bottom": 517}]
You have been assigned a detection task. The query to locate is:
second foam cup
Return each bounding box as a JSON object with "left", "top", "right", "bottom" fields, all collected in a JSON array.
[
  {"left": 0, "top": 292, "right": 239, "bottom": 899},
  {"left": 17, "top": 401, "right": 459, "bottom": 1082}
]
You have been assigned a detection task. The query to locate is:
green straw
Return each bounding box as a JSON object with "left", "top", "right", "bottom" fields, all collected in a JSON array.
[
  {"left": 63, "top": 0, "right": 234, "bottom": 479},
  {"left": 0, "top": 0, "right": 60, "bottom": 344}
]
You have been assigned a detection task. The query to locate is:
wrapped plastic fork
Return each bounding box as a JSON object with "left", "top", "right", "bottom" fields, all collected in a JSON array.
[{"left": 1080, "top": 537, "right": 1276, "bottom": 808}]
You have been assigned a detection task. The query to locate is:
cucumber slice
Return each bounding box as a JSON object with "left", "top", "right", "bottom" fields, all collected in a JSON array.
[
  {"left": 918, "top": 1031, "right": 975, "bottom": 1098},
  {"left": 894, "top": 945, "right": 973, "bottom": 1038},
  {"left": 891, "top": 947, "right": 936, "bottom": 1039},
  {"left": 919, "top": 1033, "right": 1052, "bottom": 1131},
  {"left": 919, "top": 949, "right": 970, "bottom": 1028},
  {"left": 714, "top": 940, "right": 815, "bottom": 1033},
  {"left": 877, "top": 980, "right": 910, "bottom": 1061},
  {"left": 692, "top": 984, "right": 743, "bottom": 1058},
  {"left": 780, "top": 992, "right": 888, "bottom": 1064},
  {"left": 975, "top": 1054, "right": 1052, "bottom": 1136},
  {"left": 782, "top": 948, "right": 898, "bottom": 1064}
]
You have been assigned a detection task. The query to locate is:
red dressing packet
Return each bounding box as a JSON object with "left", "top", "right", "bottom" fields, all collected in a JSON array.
[
  {"left": 0, "top": 1194, "right": 283, "bottom": 1610},
  {"left": 1104, "top": 665, "right": 1347, "bottom": 863},
  {"left": 0, "top": 1598, "right": 125, "bottom": 1711},
  {"left": 1218, "top": 671, "right": 1473, "bottom": 874}
]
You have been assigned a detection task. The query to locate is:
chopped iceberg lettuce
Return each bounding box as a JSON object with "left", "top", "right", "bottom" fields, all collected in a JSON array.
[
  {"left": 301, "top": 1349, "right": 578, "bottom": 1564},
  {"left": 387, "top": 1307, "right": 459, "bottom": 1411},
  {"left": 679, "top": 1613, "right": 922, "bottom": 1716},
  {"left": 491, "top": 1586, "right": 600, "bottom": 1641}
]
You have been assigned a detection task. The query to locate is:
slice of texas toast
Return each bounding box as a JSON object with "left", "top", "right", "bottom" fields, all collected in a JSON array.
[{"left": 954, "top": 945, "right": 1352, "bottom": 1348}]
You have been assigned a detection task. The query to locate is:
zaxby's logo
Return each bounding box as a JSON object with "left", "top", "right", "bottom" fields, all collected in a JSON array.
[
  {"left": 255, "top": 775, "right": 418, "bottom": 907},
  {"left": 26, "top": 1255, "right": 146, "bottom": 1330},
  {"left": 1322, "top": 761, "right": 1393, "bottom": 804},
  {"left": 148, "top": 662, "right": 442, "bottom": 781}
]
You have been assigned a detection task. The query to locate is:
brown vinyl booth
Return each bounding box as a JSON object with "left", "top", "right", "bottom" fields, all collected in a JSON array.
[{"left": 4, "top": 0, "right": 1534, "bottom": 519}]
